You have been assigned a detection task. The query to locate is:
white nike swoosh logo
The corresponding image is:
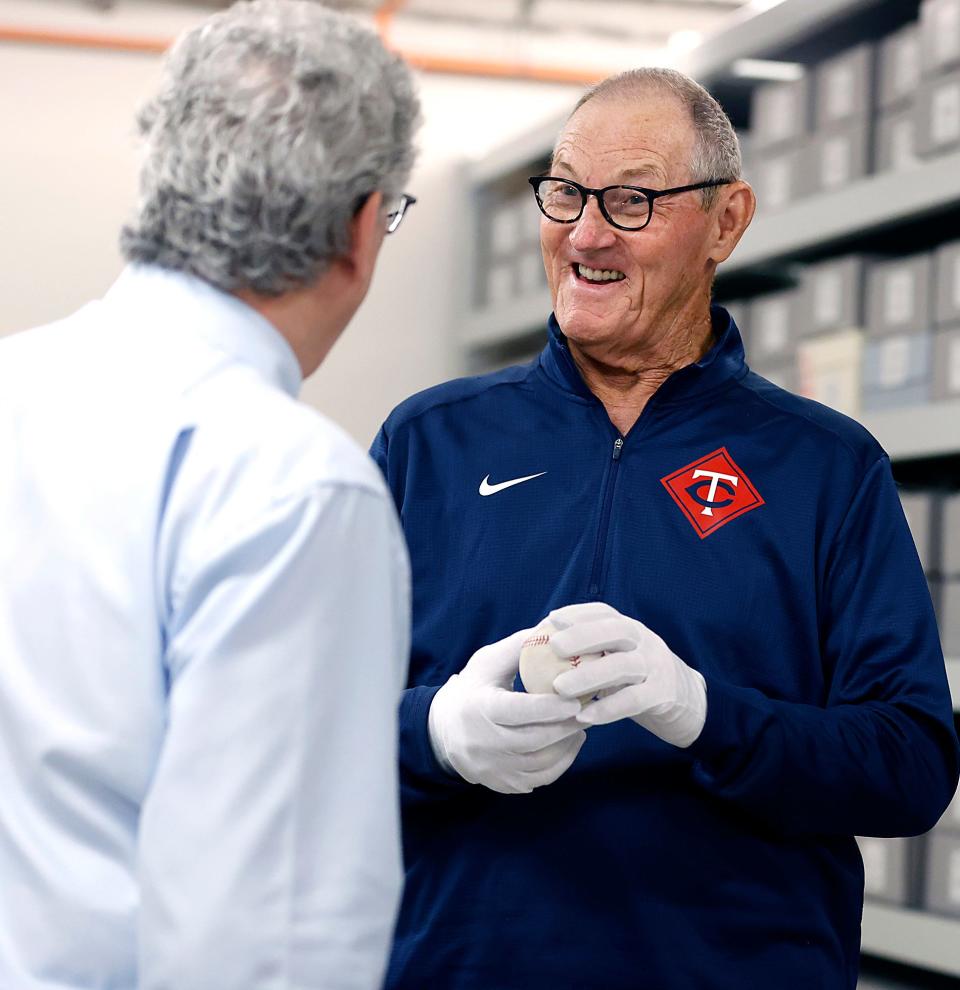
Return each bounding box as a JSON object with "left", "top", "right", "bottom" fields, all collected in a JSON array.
[{"left": 478, "top": 472, "right": 547, "bottom": 496}]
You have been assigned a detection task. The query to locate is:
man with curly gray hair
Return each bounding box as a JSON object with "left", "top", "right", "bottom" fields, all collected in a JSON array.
[{"left": 0, "top": 3, "right": 419, "bottom": 989}]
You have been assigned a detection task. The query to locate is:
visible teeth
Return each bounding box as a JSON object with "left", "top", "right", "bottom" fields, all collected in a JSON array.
[{"left": 577, "top": 264, "right": 625, "bottom": 282}]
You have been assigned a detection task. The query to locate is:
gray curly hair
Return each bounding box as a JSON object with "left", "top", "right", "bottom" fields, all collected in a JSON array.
[
  {"left": 121, "top": 0, "right": 420, "bottom": 296},
  {"left": 571, "top": 68, "right": 741, "bottom": 208}
]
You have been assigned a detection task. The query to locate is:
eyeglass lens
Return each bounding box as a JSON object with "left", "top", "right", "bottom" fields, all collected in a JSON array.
[{"left": 537, "top": 179, "right": 651, "bottom": 229}]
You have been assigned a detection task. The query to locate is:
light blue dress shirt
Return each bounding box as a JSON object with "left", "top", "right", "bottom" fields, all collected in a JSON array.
[{"left": 0, "top": 265, "right": 410, "bottom": 989}]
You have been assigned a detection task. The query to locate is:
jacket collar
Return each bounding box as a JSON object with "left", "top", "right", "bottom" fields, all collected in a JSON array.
[{"left": 538, "top": 304, "right": 746, "bottom": 406}]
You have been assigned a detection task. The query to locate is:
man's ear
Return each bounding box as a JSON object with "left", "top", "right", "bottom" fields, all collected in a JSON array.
[
  {"left": 342, "top": 191, "right": 385, "bottom": 284},
  {"left": 708, "top": 182, "right": 756, "bottom": 265}
]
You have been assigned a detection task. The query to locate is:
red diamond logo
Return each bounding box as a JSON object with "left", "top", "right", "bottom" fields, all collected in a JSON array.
[{"left": 661, "top": 447, "right": 764, "bottom": 539}]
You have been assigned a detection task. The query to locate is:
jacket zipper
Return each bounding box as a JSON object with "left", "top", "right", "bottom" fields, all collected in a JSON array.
[{"left": 587, "top": 435, "right": 623, "bottom": 597}]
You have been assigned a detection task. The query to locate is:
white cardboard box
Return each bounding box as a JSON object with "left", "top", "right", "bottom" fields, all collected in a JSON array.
[
  {"left": 879, "top": 23, "right": 922, "bottom": 111},
  {"left": 924, "top": 833, "right": 960, "bottom": 916},
  {"left": 933, "top": 325, "right": 960, "bottom": 399},
  {"left": 862, "top": 330, "right": 934, "bottom": 411},
  {"left": 935, "top": 241, "right": 960, "bottom": 325},
  {"left": 921, "top": 0, "right": 960, "bottom": 77},
  {"left": 900, "top": 490, "right": 936, "bottom": 573},
  {"left": 942, "top": 496, "right": 960, "bottom": 576},
  {"left": 807, "top": 122, "right": 872, "bottom": 194},
  {"left": 750, "top": 77, "right": 811, "bottom": 150},
  {"left": 916, "top": 67, "right": 960, "bottom": 156},
  {"left": 814, "top": 43, "right": 875, "bottom": 127},
  {"left": 797, "top": 328, "right": 863, "bottom": 416},
  {"left": 753, "top": 146, "right": 808, "bottom": 212},
  {"left": 866, "top": 254, "right": 934, "bottom": 335},
  {"left": 801, "top": 256, "right": 867, "bottom": 335},
  {"left": 875, "top": 106, "right": 921, "bottom": 173},
  {"left": 857, "top": 836, "right": 917, "bottom": 906},
  {"left": 749, "top": 290, "right": 798, "bottom": 362}
]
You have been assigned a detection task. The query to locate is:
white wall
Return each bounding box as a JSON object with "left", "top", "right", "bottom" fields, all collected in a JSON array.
[
  {"left": 0, "top": 1, "right": 580, "bottom": 443},
  {"left": 304, "top": 73, "right": 580, "bottom": 444}
]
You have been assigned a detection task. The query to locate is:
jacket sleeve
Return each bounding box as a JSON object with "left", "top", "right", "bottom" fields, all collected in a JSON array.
[
  {"left": 687, "top": 455, "right": 960, "bottom": 838},
  {"left": 371, "top": 424, "right": 476, "bottom": 806}
]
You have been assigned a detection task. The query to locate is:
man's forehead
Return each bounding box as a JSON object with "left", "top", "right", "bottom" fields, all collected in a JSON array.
[
  {"left": 551, "top": 151, "right": 670, "bottom": 184},
  {"left": 553, "top": 92, "right": 693, "bottom": 180}
]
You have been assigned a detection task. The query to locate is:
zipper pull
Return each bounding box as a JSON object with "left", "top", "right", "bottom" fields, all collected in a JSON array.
[{"left": 612, "top": 437, "right": 624, "bottom": 461}]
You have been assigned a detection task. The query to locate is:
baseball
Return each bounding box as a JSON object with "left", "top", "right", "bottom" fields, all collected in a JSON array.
[{"left": 519, "top": 619, "right": 605, "bottom": 703}]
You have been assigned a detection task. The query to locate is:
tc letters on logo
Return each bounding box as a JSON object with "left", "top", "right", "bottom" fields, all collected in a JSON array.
[{"left": 660, "top": 447, "right": 764, "bottom": 539}]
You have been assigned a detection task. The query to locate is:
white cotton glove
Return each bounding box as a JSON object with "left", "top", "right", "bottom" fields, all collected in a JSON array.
[
  {"left": 428, "top": 628, "right": 587, "bottom": 794},
  {"left": 547, "top": 603, "right": 707, "bottom": 749}
]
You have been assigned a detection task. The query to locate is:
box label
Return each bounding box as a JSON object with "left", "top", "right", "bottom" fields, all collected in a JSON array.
[
  {"left": 884, "top": 269, "right": 915, "bottom": 325},
  {"left": 764, "top": 158, "right": 791, "bottom": 210},
  {"left": 827, "top": 64, "right": 855, "bottom": 119},
  {"left": 932, "top": 83, "right": 960, "bottom": 146},
  {"left": 822, "top": 135, "right": 851, "bottom": 188},
  {"left": 769, "top": 88, "right": 794, "bottom": 142},
  {"left": 891, "top": 118, "right": 917, "bottom": 169},
  {"left": 814, "top": 271, "right": 843, "bottom": 326},
  {"left": 757, "top": 301, "right": 789, "bottom": 355},
  {"left": 935, "top": 2, "right": 960, "bottom": 67},
  {"left": 490, "top": 205, "right": 519, "bottom": 256},
  {"left": 878, "top": 336, "right": 911, "bottom": 388},
  {"left": 894, "top": 36, "right": 919, "bottom": 96},
  {"left": 487, "top": 264, "right": 515, "bottom": 306}
]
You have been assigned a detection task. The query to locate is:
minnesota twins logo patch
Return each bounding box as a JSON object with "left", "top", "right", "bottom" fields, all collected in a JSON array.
[{"left": 661, "top": 447, "right": 764, "bottom": 539}]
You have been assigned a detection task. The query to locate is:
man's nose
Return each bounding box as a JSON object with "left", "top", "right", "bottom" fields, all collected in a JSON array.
[{"left": 568, "top": 196, "right": 617, "bottom": 251}]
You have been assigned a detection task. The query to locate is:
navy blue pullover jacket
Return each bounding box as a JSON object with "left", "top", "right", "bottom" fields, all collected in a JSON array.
[{"left": 371, "top": 307, "right": 960, "bottom": 990}]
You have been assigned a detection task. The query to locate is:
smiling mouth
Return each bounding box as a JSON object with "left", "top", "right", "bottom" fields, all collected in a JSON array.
[{"left": 574, "top": 263, "right": 626, "bottom": 284}]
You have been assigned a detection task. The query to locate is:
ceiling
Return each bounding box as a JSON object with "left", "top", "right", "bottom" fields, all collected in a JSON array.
[
  {"left": 4, "top": 0, "right": 769, "bottom": 81},
  {"left": 340, "top": 0, "right": 764, "bottom": 80},
  {"left": 134, "top": 0, "right": 761, "bottom": 75}
]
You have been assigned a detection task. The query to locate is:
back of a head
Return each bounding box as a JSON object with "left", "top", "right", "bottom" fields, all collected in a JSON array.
[
  {"left": 121, "top": 0, "right": 420, "bottom": 296},
  {"left": 572, "top": 67, "right": 741, "bottom": 207}
]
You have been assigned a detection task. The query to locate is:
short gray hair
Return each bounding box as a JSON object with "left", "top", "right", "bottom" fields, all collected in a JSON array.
[
  {"left": 121, "top": 0, "right": 420, "bottom": 295},
  {"left": 571, "top": 68, "right": 741, "bottom": 208}
]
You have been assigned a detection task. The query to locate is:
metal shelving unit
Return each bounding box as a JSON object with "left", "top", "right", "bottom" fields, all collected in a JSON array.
[
  {"left": 682, "top": 0, "right": 894, "bottom": 84},
  {"left": 861, "top": 904, "right": 960, "bottom": 976},
  {"left": 721, "top": 151, "right": 960, "bottom": 276},
  {"left": 863, "top": 400, "right": 960, "bottom": 460}
]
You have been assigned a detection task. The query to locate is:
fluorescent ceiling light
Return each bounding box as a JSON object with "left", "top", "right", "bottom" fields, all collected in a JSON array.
[
  {"left": 668, "top": 29, "right": 704, "bottom": 54},
  {"left": 731, "top": 58, "right": 804, "bottom": 81}
]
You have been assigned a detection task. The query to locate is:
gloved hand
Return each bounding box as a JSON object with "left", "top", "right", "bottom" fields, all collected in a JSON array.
[
  {"left": 547, "top": 603, "right": 707, "bottom": 749},
  {"left": 428, "top": 628, "right": 587, "bottom": 794}
]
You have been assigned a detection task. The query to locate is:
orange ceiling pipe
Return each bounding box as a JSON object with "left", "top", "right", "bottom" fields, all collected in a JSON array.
[
  {"left": 0, "top": 24, "right": 166, "bottom": 54},
  {"left": 0, "top": 18, "right": 603, "bottom": 85},
  {"left": 403, "top": 51, "right": 602, "bottom": 84},
  {"left": 374, "top": 0, "right": 599, "bottom": 84}
]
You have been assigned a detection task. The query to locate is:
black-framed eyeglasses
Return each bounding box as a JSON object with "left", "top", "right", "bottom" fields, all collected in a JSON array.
[
  {"left": 386, "top": 193, "right": 416, "bottom": 234},
  {"left": 528, "top": 175, "right": 732, "bottom": 232}
]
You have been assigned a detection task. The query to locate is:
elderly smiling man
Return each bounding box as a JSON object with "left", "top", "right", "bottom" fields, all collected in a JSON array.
[{"left": 373, "top": 69, "right": 960, "bottom": 989}]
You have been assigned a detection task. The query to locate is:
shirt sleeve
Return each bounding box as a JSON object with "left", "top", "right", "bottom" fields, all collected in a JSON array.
[
  {"left": 687, "top": 455, "right": 960, "bottom": 838},
  {"left": 138, "top": 483, "right": 410, "bottom": 990}
]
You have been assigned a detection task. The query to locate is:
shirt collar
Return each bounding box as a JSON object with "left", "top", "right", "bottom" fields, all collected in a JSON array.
[
  {"left": 538, "top": 304, "right": 746, "bottom": 405},
  {"left": 104, "top": 264, "right": 303, "bottom": 397}
]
